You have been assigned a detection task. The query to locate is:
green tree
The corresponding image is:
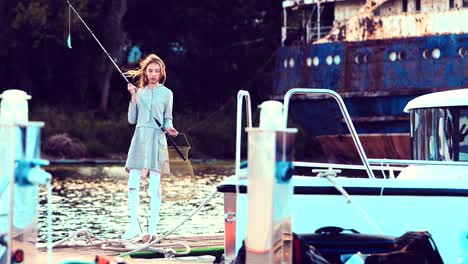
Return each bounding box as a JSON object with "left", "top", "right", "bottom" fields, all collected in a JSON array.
[
  {"left": 1, "top": 0, "right": 281, "bottom": 110},
  {"left": 0, "top": 0, "right": 128, "bottom": 112}
]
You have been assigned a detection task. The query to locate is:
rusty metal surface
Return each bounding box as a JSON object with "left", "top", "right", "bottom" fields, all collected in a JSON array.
[
  {"left": 278, "top": 0, "right": 467, "bottom": 163},
  {"left": 320, "top": 9, "right": 468, "bottom": 43},
  {"left": 275, "top": 32, "right": 467, "bottom": 94}
]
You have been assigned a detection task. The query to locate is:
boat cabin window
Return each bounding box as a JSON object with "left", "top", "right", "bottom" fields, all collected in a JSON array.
[
  {"left": 282, "top": 3, "right": 335, "bottom": 45},
  {"left": 459, "top": 109, "right": 468, "bottom": 160},
  {"left": 410, "top": 107, "right": 468, "bottom": 161}
]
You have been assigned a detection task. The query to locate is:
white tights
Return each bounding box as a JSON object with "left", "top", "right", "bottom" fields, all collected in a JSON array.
[{"left": 127, "top": 169, "right": 161, "bottom": 236}]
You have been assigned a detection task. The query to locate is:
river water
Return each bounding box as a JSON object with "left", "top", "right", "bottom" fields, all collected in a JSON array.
[{"left": 38, "top": 161, "right": 233, "bottom": 242}]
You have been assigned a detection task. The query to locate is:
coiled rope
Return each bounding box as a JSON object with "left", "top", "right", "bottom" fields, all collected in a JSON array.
[
  {"left": 40, "top": 188, "right": 220, "bottom": 258},
  {"left": 119, "top": 188, "right": 219, "bottom": 257}
]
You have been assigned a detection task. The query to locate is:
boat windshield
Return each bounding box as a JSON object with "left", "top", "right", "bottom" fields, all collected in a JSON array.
[
  {"left": 459, "top": 108, "right": 468, "bottom": 160},
  {"left": 411, "top": 107, "right": 468, "bottom": 161}
]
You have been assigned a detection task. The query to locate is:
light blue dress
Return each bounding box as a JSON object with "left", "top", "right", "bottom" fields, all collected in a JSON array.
[{"left": 125, "top": 84, "right": 173, "bottom": 174}]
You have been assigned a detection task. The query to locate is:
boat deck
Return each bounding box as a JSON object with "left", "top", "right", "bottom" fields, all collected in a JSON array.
[{"left": 36, "top": 234, "right": 224, "bottom": 264}]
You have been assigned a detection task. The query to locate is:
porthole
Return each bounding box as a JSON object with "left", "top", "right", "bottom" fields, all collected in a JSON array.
[
  {"left": 333, "top": 55, "right": 341, "bottom": 65},
  {"left": 354, "top": 54, "right": 368, "bottom": 64},
  {"left": 459, "top": 47, "right": 466, "bottom": 58},
  {"left": 432, "top": 48, "right": 441, "bottom": 59},
  {"left": 283, "top": 59, "right": 288, "bottom": 68},
  {"left": 289, "top": 58, "right": 295, "bottom": 68},
  {"left": 326, "top": 55, "right": 333, "bottom": 65},
  {"left": 397, "top": 51, "right": 405, "bottom": 61},
  {"left": 422, "top": 49, "right": 430, "bottom": 60},
  {"left": 312, "top": 56, "right": 320, "bottom": 66},
  {"left": 306, "top": 57, "right": 312, "bottom": 67},
  {"left": 354, "top": 55, "right": 360, "bottom": 64},
  {"left": 389, "top": 51, "right": 397, "bottom": 62}
]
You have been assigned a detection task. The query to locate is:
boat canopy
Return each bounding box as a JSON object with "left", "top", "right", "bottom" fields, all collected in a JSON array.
[{"left": 404, "top": 88, "right": 468, "bottom": 112}]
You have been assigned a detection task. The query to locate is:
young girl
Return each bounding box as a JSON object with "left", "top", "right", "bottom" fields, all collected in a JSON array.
[{"left": 122, "top": 54, "right": 178, "bottom": 242}]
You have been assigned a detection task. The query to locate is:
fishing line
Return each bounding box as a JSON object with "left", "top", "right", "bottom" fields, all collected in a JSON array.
[{"left": 66, "top": 0, "right": 127, "bottom": 82}]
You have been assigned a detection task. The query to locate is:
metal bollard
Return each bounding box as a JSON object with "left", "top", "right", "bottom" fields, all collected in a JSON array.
[
  {"left": 245, "top": 125, "right": 297, "bottom": 263},
  {"left": 0, "top": 90, "right": 52, "bottom": 264}
]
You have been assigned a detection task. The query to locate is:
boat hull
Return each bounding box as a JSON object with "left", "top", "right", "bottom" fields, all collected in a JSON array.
[{"left": 218, "top": 176, "right": 468, "bottom": 264}]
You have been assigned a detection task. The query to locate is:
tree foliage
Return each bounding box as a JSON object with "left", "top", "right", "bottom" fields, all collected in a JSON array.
[{"left": 0, "top": 0, "right": 281, "bottom": 113}]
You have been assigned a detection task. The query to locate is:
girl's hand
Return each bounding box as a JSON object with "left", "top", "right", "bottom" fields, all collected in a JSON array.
[
  {"left": 166, "top": 127, "right": 178, "bottom": 137},
  {"left": 127, "top": 83, "right": 138, "bottom": 95}
]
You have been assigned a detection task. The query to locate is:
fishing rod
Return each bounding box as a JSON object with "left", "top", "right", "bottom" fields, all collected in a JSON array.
[{"left": 66, "top": 0, "right": 186, "bottom": 161}]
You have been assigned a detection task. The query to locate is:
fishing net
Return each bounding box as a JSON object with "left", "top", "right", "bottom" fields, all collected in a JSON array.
[{"left": 160, "top": 133, "right": 196, "bottom": 201}]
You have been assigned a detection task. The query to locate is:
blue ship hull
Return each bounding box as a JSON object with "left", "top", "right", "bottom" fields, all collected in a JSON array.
[{"left": 273, "top": 33, "right": 467, "bottom": 160}]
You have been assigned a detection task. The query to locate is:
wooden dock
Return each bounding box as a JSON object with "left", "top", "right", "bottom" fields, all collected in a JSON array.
[{"left": 36, "top": 234, "right": 224, "bottom": 264}]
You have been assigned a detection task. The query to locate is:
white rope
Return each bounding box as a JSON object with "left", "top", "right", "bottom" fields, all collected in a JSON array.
[
  {"left": 39, "top": 229, "right": 190, "bottom": 255},
  {"left": 119, "top": 188, "right": 219, "bottom": 257},
  {"left": 38, "top": 230, "right": 109, "bottom": 249},
  {"left": 42, "top": 187, "right": 219, "bottom": 258},
  {"left": 379, "top": 161, "right": 386, "bottom": 196},
  {"left": 380, "top": 160, "right": 387, "bottom": 179},
  {"left": 315, "top": 170, "right": 384, "bottom": 234},
  {"left": 102, "top": 241, "right": 190, "bottom": 255}
]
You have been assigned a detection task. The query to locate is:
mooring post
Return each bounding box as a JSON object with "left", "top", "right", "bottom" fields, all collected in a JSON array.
[{"left": 245, "top": 100, "right": 297, "bottom": 264}]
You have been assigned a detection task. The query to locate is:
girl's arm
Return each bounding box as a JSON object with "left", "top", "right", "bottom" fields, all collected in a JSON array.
[
  {"left": 128, "top": 102, "right": 138, "bottom": 125},
  {"left": 164, "top": 91, "right": 178, "bottom": 137},
  {"left": 128, "top": 83, "right": 138, "bottom": 124},
  {"left": 163, "top": 91, "right": 174, "bottom": 129}
]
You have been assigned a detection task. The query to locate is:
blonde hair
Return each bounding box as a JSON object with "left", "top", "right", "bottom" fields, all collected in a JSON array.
[{"left": 125, "top": 54, "right": 167, "bottom": 88}]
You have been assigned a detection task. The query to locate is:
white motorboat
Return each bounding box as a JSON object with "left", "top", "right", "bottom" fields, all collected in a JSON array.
[{"left": 218, "top": 88, "right": 468, "bottom": 263}]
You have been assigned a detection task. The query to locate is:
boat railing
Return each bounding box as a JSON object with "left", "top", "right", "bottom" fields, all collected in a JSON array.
[
  {"left": 293, "top": 159, "right": 468, "bottom": 171},
  {"left": 283, "top": 88, "right": 376, "bottom": 179},
  {"left": 293, "top": 161, "right": 404, "bottom": 172},
  {"left": 235, "top": 90, "right": 252, "bottom": 177},
  {"left": 368, "top": 159, "right": 468, "bottom": 167}
]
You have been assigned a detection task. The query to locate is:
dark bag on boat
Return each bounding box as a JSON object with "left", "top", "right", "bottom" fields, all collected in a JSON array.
[
  {"left": 365, "top": 231, "right": 444, "bottom": 264},
  {"left": 297, "top": 227, "right": 444, "bottom": 264},
  {"left": 234, "top": 228, "right": 443, "bottom": 264},
  {"left": 297, "top": 226, "right": 396, "bottom": 263},
  {"left": 234, "top": 237, "right": 329, "bottom": 264}
]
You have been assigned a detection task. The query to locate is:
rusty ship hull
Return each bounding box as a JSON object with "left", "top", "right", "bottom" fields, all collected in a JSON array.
[{"left": 274, "top": 5, "right": 467, "bottom": 162}]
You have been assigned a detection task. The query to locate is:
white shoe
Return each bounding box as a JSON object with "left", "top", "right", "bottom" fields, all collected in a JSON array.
[
  {"left": 121, "top": 223, "right": 141, "bottom": 240},
  {"left": 141, "top": 234, "right": 158, "bottom": 243}
]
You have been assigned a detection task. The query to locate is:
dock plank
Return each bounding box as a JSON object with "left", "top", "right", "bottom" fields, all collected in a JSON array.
[{"left": 36, "top": 234, "right": 224, "bottom": 264}]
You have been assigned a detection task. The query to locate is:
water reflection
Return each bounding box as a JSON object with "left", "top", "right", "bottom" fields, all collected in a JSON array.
[{"left": 38, "top": 161, "right": 233, "bottom": 242}]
